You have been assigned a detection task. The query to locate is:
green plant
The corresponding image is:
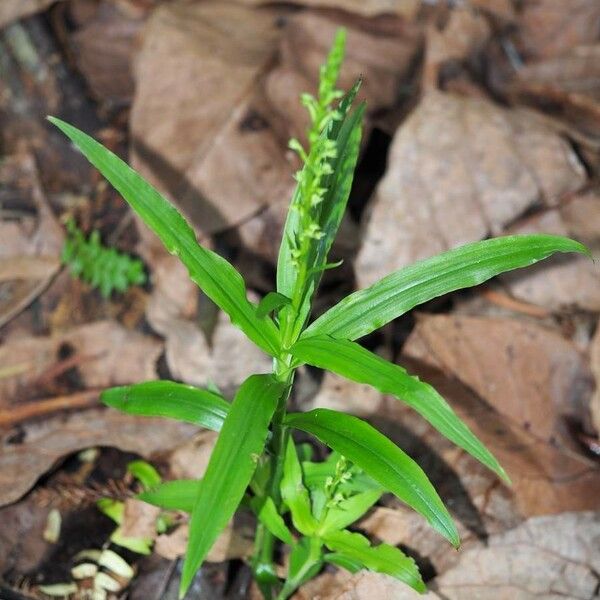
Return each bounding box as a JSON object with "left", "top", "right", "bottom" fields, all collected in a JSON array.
[
  {"left": 49, "top": 29, "right": 588, "bottom": 599},
  {"left": 62, "top": 218, "right": 146, "bottom": 297}
]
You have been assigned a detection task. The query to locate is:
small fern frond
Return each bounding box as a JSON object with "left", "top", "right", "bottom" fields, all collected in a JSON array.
[{"left": 61, "top": 219, "right": 146, "bottom": 298}]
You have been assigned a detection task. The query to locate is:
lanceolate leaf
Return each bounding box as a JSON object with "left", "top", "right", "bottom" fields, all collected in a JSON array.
[
  {"left": 303, "top": 234, "right": 589, "bottom": 341},
  {"left": 250, "top": 496, "right": 294, "bottom": 545},
  {"left": 322, "top": 529, "right": 425, "bottom": 592},
  {"left": 138, "top": 479, "right": 200, "bottom": 513},
  {"left": 101, "top": 381, "right": 229, "bottom": 432},
  {"left": 290, "top": 336, "right": 508, "bottom": 481},
  {"left": 49, "top": 117, "right": 280, "bottom": 357},
  {"left": 285, "top": 409, "right": 459, "bottom": 547},
  {"left": 180, "top": 375, "right": 283, "bottom": 597}
]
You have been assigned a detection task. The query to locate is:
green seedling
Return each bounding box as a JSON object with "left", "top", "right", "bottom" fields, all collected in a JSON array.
[
  {"left": 62, "top": 218, "right": 146, "bottom": 297},
  {"left": 49, "top": 29, "right": 588, "bottom": 600}
]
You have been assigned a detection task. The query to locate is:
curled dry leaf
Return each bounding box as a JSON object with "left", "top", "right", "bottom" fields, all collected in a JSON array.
[
  {"left": 501, "top": 210, "right": 600, "bottom": 311},
  {"left": 355, "top": 92, "right": 586, "bottom": 287},
  {"left": 403, "top": 318, "right": 600, "bottom": 517},
  {"left": 0, "top": 154, "right": 63, "bottom": 329},
  {"left": 0, "top": 320, "right": 162, "bottom": 404},
  {"left": 0, "top": 409, "right": 197, "bottom": 506}
]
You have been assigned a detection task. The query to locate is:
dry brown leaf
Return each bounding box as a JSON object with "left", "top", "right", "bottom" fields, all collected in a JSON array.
[
  {"left": 0, "top": 0, "right": 57, "bottom": 28},
  {"left": 0, "top": 154, "right": 63, "bottom": 329},
  {"left": 516, "top": 0, "right": 600, "bottom": 60},
  {"left": 304, "top": 513, "right": 600, "bottom": 600},
  {"left": 68, "top": 1, "right": 143, "bottom": 104},
  {"left": 402, "top": 321, "right": 600, "bottom": 516},
  {"left": 404, "top": 314, "right": 593, "bottom": 449},
  {"left": 239, "top": 0, "right": 420, "bottom": 18},
  {"left": 308, "top": 371, "right": 383, "bottom": 415},
  {"left": 560, "top": 191, "right": 600, "bottom": 249},
  {"left": 424, "top": 7, "right": 491, "bottom": 88},
  {"left": 355, "top": 92, "right": 586, "bottom": 287},
  {"left": 267, "top": 11, "right": 421, "bottom": 142},
  {"left": 0, "top": 320, "right": 162, "bottom": 404},
  {"left": 590, "top": 326, "right": 600, "bottom": 439},
  {"left": 120, "top": 498, "right": 161, "bottom": 540},
  {"left": 0, "top": 409, "right": 197, "bottom": 506},
  {"left": 167, "top": 430, "right": 218, "bottom": 480},
  {"left": 509, "top": 45, "right": 600, "bottom": 139},
  {"left": 154, "top": 521, "right": 253, "bottom": 562},
  {"left": 430, "top": 512, "right": 600, "bottom": 599},
  {"left": 501, "top": 210, "right": 600, "bottom": 311},
  {"left": 130, "top": 0, "right": 291, "bottom": 249},
  {"left": 293, "top": 570, "right": 432, "bottom": 600}
]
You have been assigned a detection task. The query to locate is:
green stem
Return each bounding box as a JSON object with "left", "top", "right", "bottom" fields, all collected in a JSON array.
[{"left": 252, "top": 355, "right": 294, "bottom": 597}]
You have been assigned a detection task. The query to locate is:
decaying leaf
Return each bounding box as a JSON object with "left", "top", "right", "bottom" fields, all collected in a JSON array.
[
  {"left": 0, "top": 320, "right": 162, "bottom": 404},
  {"left": 0, "top": 154, "right": 63, "bottom": 329},
  {"left": 0, "top": 409, "right": 197, "bottom": 506},
  {"left": 355, "top": 92, "right": 586, "bottom": 287}
]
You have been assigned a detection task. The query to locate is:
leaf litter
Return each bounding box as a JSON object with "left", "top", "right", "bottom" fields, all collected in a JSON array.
[{"left": 1, "top": 0, "right": 600, "bottom": 597}]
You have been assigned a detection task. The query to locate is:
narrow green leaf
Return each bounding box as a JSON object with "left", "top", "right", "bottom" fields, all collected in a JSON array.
[
  {"left": 250, "top": 496, "right": 294, "bottom": 545},
  {"left": 304, "top": 234, "right": 589, "bottom": 341},
  {"left": 291, "top": 336, "right": 508, "bottom": 482},
  {"left": 256, "top": 291, "right": 291, "bottom": 319},
  {"left": 322, "top": 530, "right": 425, "bottom": 593},
  {"left": 101, "top": 380, "right": 229, "bottom": 432},
  {"left": 318, "top": 489, "right": 382, "bottom": 535},
  {"left": 48, "top": 117, "right": 280, "bottom": 357},
  {"left": 138, "top": 479, "right": 200, "bottom": 513},
  {"left": 285, "top": 409, "right": 459, "bottom": 547},
  {"left": 281, "top": 439, "right": 319, "bottom": 535},
  {"left": 180, "top": 374, "right": 283, "bottom": 597}
]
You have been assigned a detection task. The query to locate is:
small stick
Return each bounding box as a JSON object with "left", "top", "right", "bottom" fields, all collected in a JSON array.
[
  {"left": 480, "top": 287, "right": 551, "bottom": 318},
  {"left": 0, "top": 390, "right": 101, "bottom": 428}
]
